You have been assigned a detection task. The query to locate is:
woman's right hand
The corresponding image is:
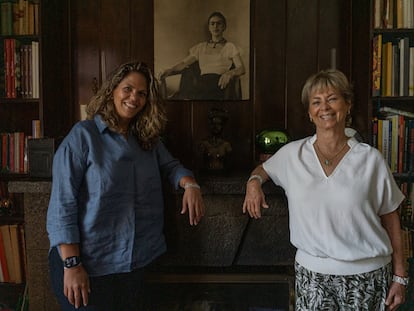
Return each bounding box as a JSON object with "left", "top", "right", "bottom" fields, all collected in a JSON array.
[
  {"left": 64, "top": 265, "right": 90, "bottom": 308},
  {"left": 242, "top": 179, "right": 269, "bottom": 219},
  {"left": 159, "top": 68, "right": 173, "bottom": 80}
]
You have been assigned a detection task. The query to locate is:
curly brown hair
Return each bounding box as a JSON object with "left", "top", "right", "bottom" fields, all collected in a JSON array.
[{"left": 85, "top": 61, "right": 167, "bottom": 150}]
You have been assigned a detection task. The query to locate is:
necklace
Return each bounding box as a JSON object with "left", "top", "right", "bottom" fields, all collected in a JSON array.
[
  {"left": 208, "top": 38, "right": 227, "bottom": 48},
  {"left": 314, "top": 140, "right": 348, "bottom": 166}
]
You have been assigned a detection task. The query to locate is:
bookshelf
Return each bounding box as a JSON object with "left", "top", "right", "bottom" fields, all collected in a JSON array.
[
  {"left": 369, "top": 1, "right": 414, "bottom": 308},
  {"left": 0, "top": 1, "right": 42, "bottom": 309},
  {"left": 0, "top": 0, "right": 41, "bottom": 178},
  {"left": 369, "top": 1, "right": 414, "bottom": 176}
]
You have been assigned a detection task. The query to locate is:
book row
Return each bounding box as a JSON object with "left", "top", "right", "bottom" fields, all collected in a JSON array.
[
  {"left": 372, "top": 114, "right": 414, "bottom": 174},
  {"left": 0, "top": 223, "right": 26, "bottom": 283},
  {"left": 373, "top": 0, "right": 414, "bottom": 29},
  {"left": 372, "top": 34, "right": 414, "bottom": 97},
  {"left": 1, "top": 132, "right": 28, "bottom": 174},
  {"left": 0, "top": 0, "right": 39, "bottom": 36},
  {"left": 1, "top": 38, "right": 39, "bottom": 99},
  {"left": 400, "top": 181, "right": 414, "bottom": 272}
]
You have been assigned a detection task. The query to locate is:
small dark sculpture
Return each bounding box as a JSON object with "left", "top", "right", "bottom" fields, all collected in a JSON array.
[{"left": 199, "top": 108, "right": 232, "bottom": 171}]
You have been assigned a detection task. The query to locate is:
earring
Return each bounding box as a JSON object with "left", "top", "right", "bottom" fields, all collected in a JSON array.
[
  {"left": 346, "top": 113, "right": 352, "bottom": 126},
  {"left": 309, "top": 117, "right": 313, "bottom": 123}
]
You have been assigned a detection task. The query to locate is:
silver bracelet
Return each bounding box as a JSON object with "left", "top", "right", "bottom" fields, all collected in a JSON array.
[
  {"left": 247, "top": 174, "right": 263, "bottom": 185},
  {"left": 392, "top": 275, "right": 409, "bottom": 286},
  {"left": 183, "top": 182, "right": 200, "bottom": 189}
]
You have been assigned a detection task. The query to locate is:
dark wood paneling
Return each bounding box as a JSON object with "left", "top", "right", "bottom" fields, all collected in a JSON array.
[
  {"left": 350, "top": 0, "right": 371, "bottom": 142},
  {"left": 41, "top": 0, "right": 73, "bottom": 139},
  {"left": 164, "top": 101, "right": 193, "bottom": 168},
  {"left": 285, "top": 0, "right": 319, "bottom": 140},
  {"left": 71, "top": 1, "right": 100, "bottom": 108},
  {"left": 130, "top": 0, "right": 154, "bottom": 65},
  {"left": 0, "top": 103, "right": 38, "bottom": 134},
  {"left": 100, "top": 0, "right": 130, "bottom": 74},
  {"left": 70, "top": 0, "right": 357, "bottom": 172},
  {"left": 254, "top": 1, "right": 287, "bottom": 134},
  {"left": 318, "top": 0, "right": 351, "bottom": 74}
]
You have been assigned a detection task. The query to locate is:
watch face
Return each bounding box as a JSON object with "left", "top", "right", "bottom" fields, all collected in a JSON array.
[{"left": 64, "top": 256, "right": 81, "bottom": 268}]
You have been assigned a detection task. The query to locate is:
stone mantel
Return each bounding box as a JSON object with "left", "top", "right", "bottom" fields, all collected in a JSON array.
[
  {"left": 8, "top": 180, "right": 59, "bottom": 311},
  {"left": 8, "top": 180, "right": 52, "bottom": 194},
  {"left": 8, "top": 175, "right": 294, "bottom": 310},
  {"left": 161, "top": 173, "right": 295, "bottom": 268}
]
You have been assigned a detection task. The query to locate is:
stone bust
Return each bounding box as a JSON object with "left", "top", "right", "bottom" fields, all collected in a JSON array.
[{"left": 199, "top": 108, "right": 232, "bottom": 171}]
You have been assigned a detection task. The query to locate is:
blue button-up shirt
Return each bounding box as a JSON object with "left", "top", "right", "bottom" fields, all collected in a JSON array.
[{"left": 47, "top": 115, "right": 193, "bottom": 277}]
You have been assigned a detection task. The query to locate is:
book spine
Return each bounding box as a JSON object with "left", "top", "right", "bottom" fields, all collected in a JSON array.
[
  {"left": 9, "top": 224, "right": 23, "bottom": 283},
  {"left": 372, "top": 117, "right": 378, "bottom": 148},
  {"left": 398, "top": 115, "right": 405, "bottom": 174},
  {"left": 409, "top": 120, "right": 414, "bottom": 172},
  {"left": 10, "top": 38, "right": 16, "bottom": 98},
  {"left": 409, "top": 47, "right": 414, "bottom": 96},
  {"left": 0, "top": 228, "right": 10, "bottom": 282},
  {"left": 5, "top": 38, "right": 12, "bottom": 98},
  {"left": 378, "top": 119, "right": 384, "bottom": 155},
  {"left": 404, "top": 121, "right": 410, "bottom": 172},
  {"left": 19, "top": 132, "right": 24, "bottom": 173},
  {"left": 1, "top": 2, "right": 13, "bottom": 36},
  {"left": 0, "top": 39, "right": 5, "bottom": 97},
  {"left": 8, "top": 133, "right": 15, "bottom": 173},
  {"left": 0, "top": 225, "right": 17, "bottom": 283},
  {"left": 372, "top": 34, "right": 382, "bottom": 97}
]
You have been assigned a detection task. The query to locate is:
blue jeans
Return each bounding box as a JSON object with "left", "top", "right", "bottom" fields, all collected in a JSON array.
[{"left": 48, "top": 247, "right": 145, "bottom": 310}]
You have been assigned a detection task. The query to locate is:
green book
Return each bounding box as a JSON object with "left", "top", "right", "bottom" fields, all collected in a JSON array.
[{"left": 0, "top": 1, "right": 14, "bottom": 35}]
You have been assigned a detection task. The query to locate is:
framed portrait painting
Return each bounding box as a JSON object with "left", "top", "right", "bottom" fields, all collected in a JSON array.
[{"left": 154, "top": 0, "right": 250, "bottom": 101}]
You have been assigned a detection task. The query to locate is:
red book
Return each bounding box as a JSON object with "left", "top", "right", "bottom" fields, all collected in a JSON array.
[
  {"left": 0, "top": 229, "right": 10, "bottom": 282},
  {"left": 8, "top": 133, "right": 14, "bottom": 173},
  {"left": 9, "top": 38, "right": 15, "bottom": 98},
  {"left": 1, "top": 133, "right": 8, "bottom": 171},
  {"left": 5, "top": 38, "right": 12, "bottom": 98},
  {"left": 409, "top": 120, "right": 414, "bottom": 172},
  {"left": 19, "top": 132, "right": 25, "bottom": 173}
]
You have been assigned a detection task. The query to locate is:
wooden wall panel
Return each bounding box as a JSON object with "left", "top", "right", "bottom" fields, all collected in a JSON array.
[
  {"left": 318, "top": 0, "right": 351, "bottom": 74},
  {"left": 164, "top": 102, "right": 193, "bottom": 168},
  {"left": 41, "top": 0, "right": 73, "bottom": 139},
  {"left": 70, "top": 0, "right": 354, "bottom": 172},
  {"left": 285, "top": 0, "right": 319, "bottom": 140},
  {"left": 253, "top": 1, "right": 287, "bottom": 137},
  {"left": 350, "top": 0, "right": 371, "bottom": 142},
  {"left": 99, "top": 0, "right": 131, "bottom": 74},
  {"left": 71, "top": 1, "right": 100, "bottom": 108},
  {"left": 129, "top": 0, "right": 154, "bottom": 65}
]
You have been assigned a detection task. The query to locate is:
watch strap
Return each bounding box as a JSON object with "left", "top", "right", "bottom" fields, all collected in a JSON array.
[{"left": 392, "top": 275, "right": 409, "bottom": 286}]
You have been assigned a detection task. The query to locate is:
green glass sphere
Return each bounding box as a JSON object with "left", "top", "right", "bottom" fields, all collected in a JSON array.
[{"left": 256, "top": 129, "right": 289, "bottom": 154}]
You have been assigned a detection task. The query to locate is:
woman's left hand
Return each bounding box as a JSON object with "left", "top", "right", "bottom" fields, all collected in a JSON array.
[
  {"left": 181, "top": 186, "right": 205, "bottom": 226},
  {"left": 218, "top": 71, "right": 233, "bottom": 89},
  {"left": 385, "top": 282, "right": 406, "bottom": 311}
]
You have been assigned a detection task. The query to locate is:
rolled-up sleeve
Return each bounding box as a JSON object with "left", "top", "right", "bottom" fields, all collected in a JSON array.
[
  {"left": 156, "top": 142, "right": 193, "bottom": 189},
  {"left": 47, "top": 142, "right": 86, "bottom": 248}
]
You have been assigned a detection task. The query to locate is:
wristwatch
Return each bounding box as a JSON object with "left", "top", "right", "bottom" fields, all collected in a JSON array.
[
  {"left": 63, "top": 256, "right": 82, "bottom": 269},
  {"left": 392, "top": 275, "right": 409, "bottom": 286}
]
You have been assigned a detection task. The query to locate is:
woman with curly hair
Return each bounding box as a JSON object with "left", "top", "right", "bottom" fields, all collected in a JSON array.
[{"left": 47, "top": 61, "right": 204, "bottom": 310}]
